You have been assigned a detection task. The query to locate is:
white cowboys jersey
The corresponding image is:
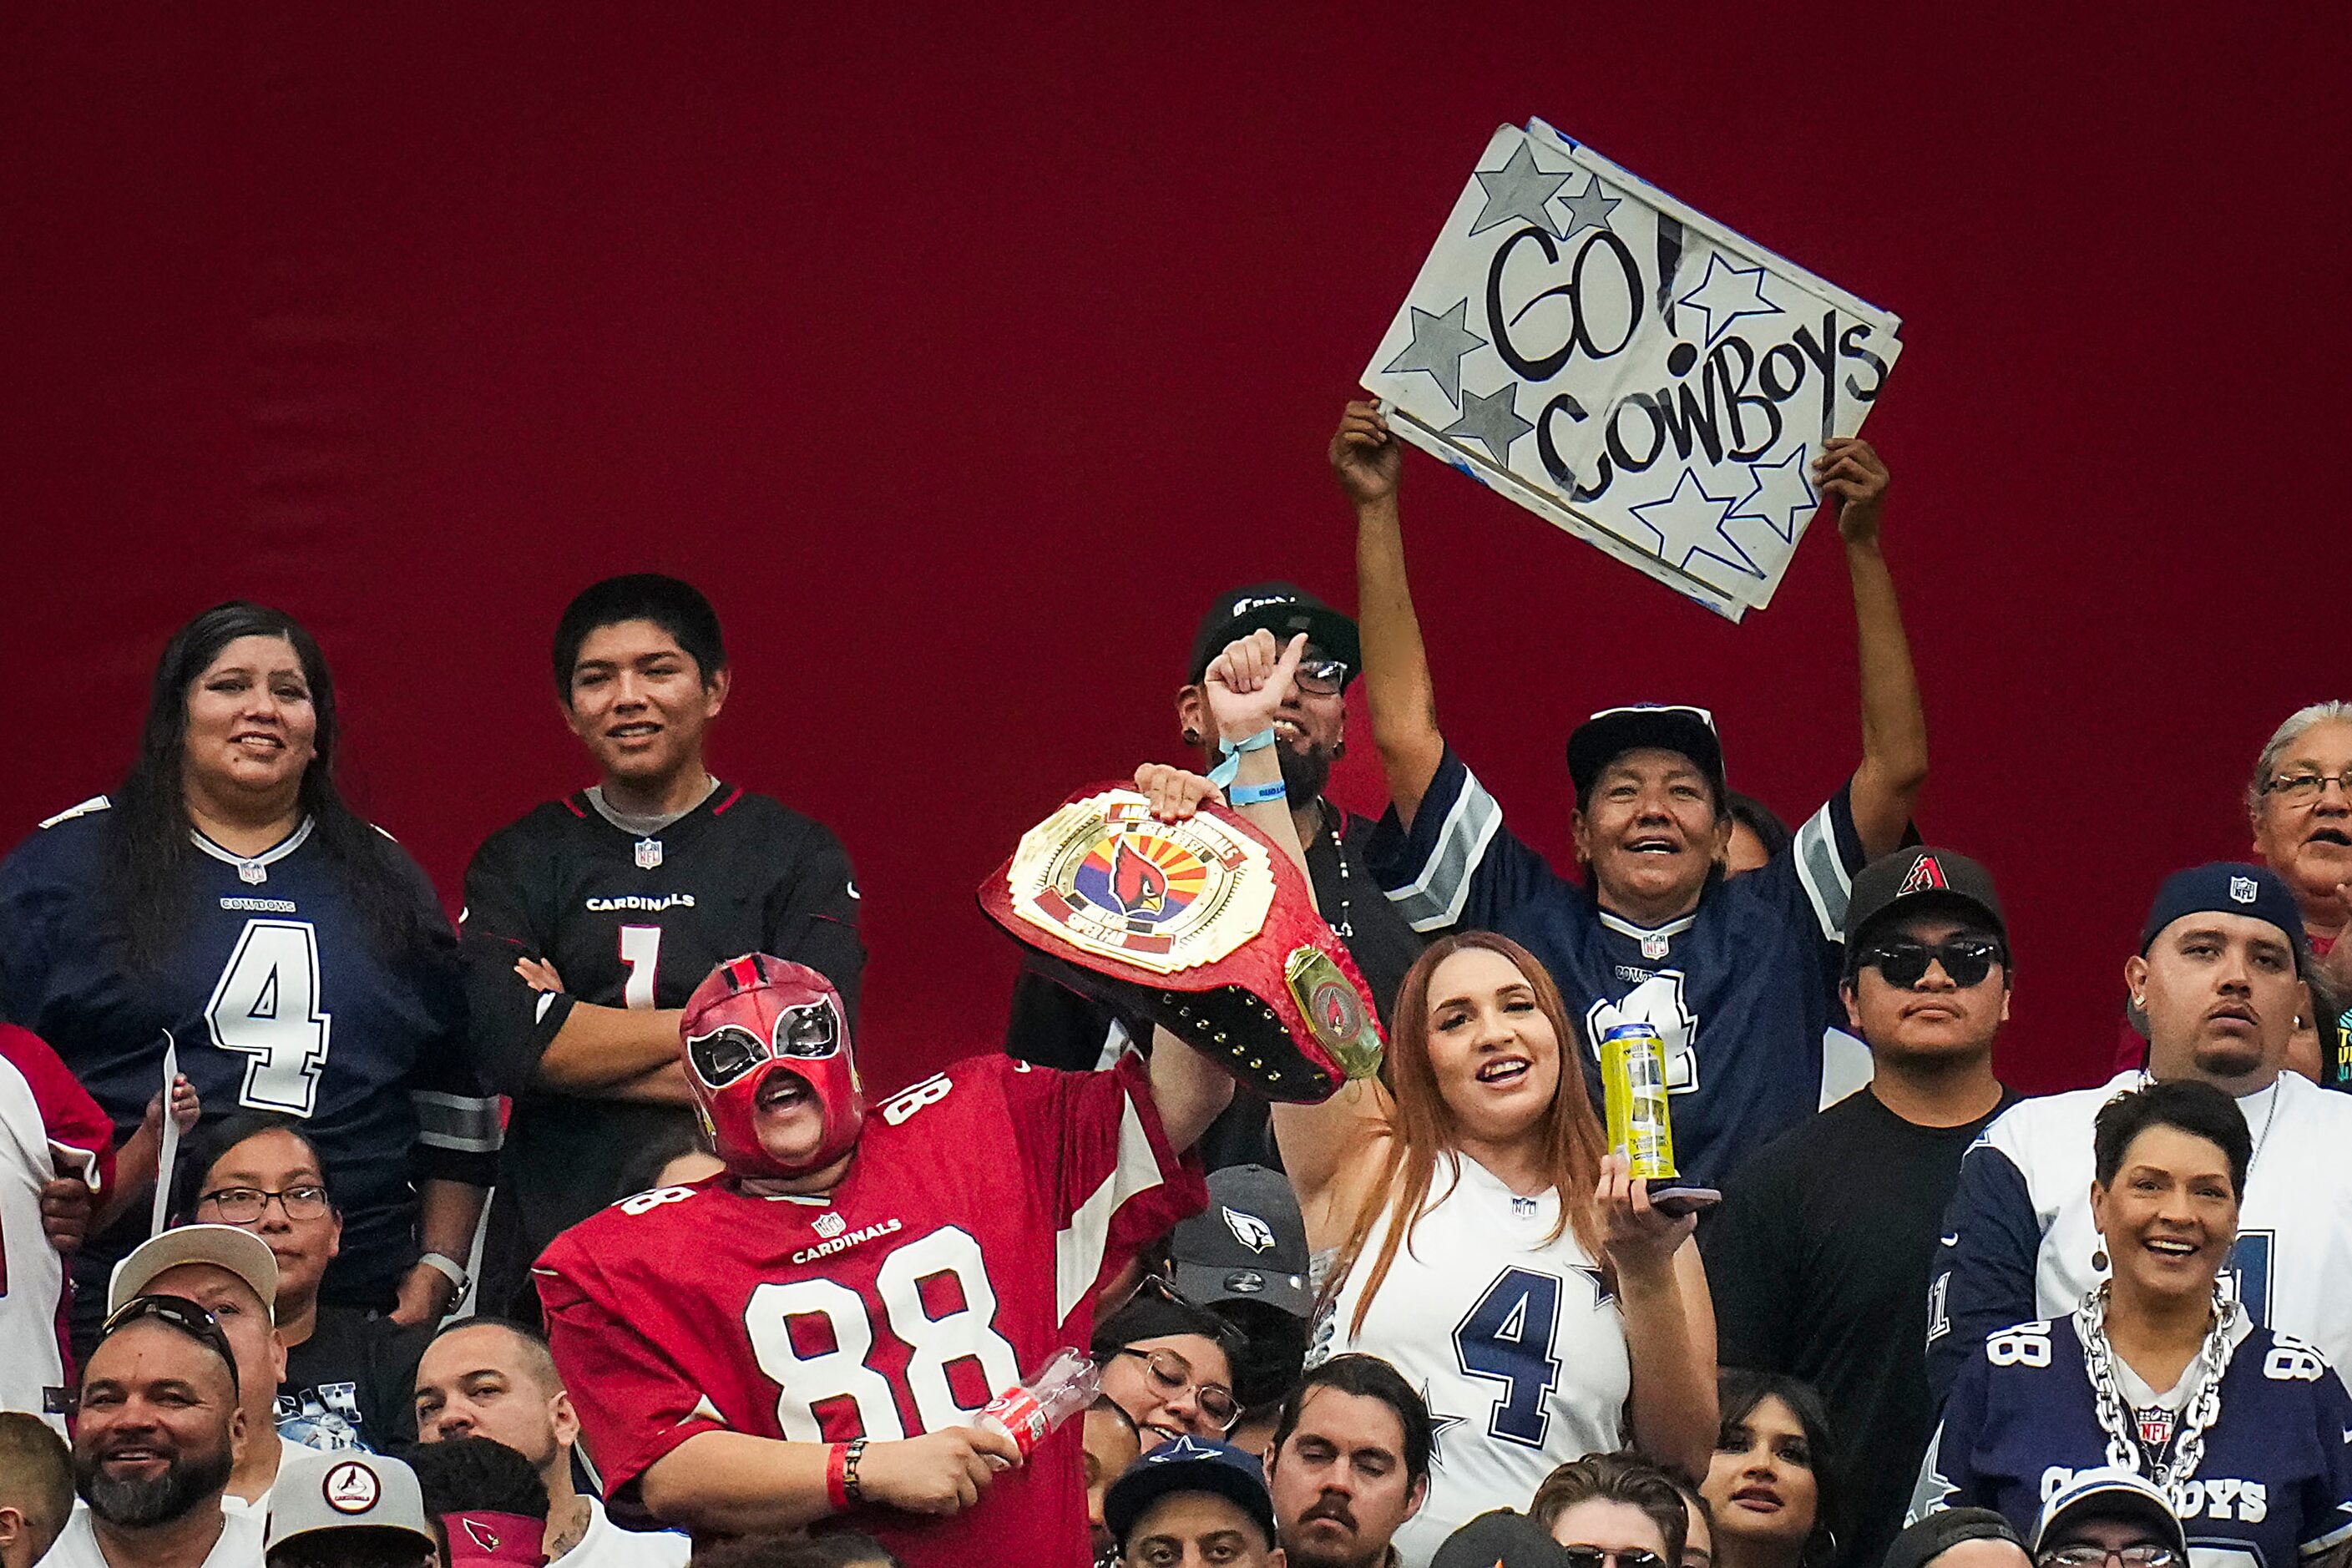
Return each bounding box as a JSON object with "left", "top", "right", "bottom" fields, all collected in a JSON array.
[
  {"left": 1313, "top": 1155, "right": 1630, "bottom": 1568},
  {"left": 1928, "top": 1070, "right": 2352, "bottom": 1402}
]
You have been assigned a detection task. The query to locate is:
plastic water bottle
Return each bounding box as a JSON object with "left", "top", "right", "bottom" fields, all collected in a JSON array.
[{"left": 975, "top": 1348, "right": 1100, "bottom": 1463}]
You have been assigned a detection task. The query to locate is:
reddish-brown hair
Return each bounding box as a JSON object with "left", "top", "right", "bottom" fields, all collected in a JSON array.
[{"left": 1328, "top": 931, "right": 1609, "bottom": 1336}]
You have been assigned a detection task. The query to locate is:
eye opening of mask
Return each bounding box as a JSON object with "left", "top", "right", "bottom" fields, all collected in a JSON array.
[
  {"left": 687, "top": 1024, "right": 769, "bottom": 1090},
  {"left": 776, "top": 1001, "right": 840, "bottom": 1060}
]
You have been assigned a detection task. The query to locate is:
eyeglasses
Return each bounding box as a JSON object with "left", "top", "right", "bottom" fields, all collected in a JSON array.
[
  {"left": 1293, "top": 658, "right": 1351, "bottom": 698},
  {"left": 1110, "top": 1347, "right": 1241, "bottom": 1431},
  {"left": 1559, "top": 1548, "right": 1667, "bottom": 1568},
  {"left": 197, "top": 1184, "right": 330, "bottom": 1224},
  {"left": 2037, "top": 1547, "right": 2180, "bottom": 1568},
  {"left": 98, "top": 1293, "right": 240, "bottom": 1392},
  {"left": 2264, "top": 771, "right": 2352, "bottom": 807},
  {"left": 1856, "top": 935, "right": 2005, "bottom": 989}
]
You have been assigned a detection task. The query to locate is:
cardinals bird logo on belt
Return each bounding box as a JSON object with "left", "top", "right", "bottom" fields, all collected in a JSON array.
[{"left": 1008, "top": 792, "right": 1272, "bottom": 974}]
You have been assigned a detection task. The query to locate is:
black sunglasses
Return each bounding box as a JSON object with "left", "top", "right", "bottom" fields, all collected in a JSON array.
[
  {"left": 1560, "top": 1549, "right": 1667, "bottom": 1568},
  {"left": 1855, "top": 935, "right": 2005, "bottom": 989},
  {"left": 98, "top": 1293, "right": 241, "bottom": 1393}
]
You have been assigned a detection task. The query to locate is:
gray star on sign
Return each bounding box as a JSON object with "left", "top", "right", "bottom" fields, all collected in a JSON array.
[
  {"left": 1555, "top": 173, "right": 1621, "bottom": 240},
  {"left": 1468, "top": 140, "right": 1572, "bottom": 236},
  {"left": 1442, "top": 383, "right": 1533, "bottom": 463},
  {"left": 1381, "top": 298, "right": 1487, "bottom": 407}
]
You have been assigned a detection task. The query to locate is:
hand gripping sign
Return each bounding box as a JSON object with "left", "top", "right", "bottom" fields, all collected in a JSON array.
[
  {"left": 1365, "top": 118, "right": 1904, "bottom": 621},
  {"left": 980, "top": 786, "right": 1383, "bottom": 1101}
]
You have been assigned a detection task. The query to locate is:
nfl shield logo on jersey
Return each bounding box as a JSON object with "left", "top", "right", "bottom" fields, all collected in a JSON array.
[
  {"left": 237, "top": 859, "right": 268, "bottom": 885},
  {"left": 812, "top": 1211, "right": 847, "bottom": 1239},
  {"left": 635, "top": 837, "right": 664, "bottom": 870},
  {"left": 2230, "top": 875, "right": 2258, "bottom": 903}
]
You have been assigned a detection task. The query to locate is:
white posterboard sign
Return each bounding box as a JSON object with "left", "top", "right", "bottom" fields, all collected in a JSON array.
[
  {"left": 150, "top": 1035, "right": 180, "bottom": 1237},
  {"left": 1363, "top": 119, "right": 1903, "bottom": 620}
]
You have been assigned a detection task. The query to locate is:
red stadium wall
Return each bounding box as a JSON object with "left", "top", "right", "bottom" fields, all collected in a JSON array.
[{"left": 4, "top": 6, "right": 2343, "bottom": 1098}]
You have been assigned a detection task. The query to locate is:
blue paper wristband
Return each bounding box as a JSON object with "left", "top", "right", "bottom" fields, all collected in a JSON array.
[
  {"left": 1206, "top": 727, "right": 1277, "bottom": 787},
  {"left": 1227, "top": 777, "right": 1288, "bottom": 807}
]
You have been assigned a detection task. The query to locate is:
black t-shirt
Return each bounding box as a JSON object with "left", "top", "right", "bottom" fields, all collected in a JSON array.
[
  {"left": 460, "top": 783, "right": 864, "bottom": 1318},
  {"left": 277, "top": 1304, "right": 432, "bottom": 1454},
  {"left": 1702, "top": 1083, "right": 2018, "bottom": 1568},
  {"left": 1003, "top": 802, "right": 1420, "bottom": 1170}
]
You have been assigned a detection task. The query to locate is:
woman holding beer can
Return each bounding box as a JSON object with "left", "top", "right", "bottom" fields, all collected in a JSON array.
[{"left": 1277, "top": 929, "right": 1717, "bottom": 1566}]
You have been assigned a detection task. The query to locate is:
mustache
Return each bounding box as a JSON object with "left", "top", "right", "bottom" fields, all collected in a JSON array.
[{"left": 1302, "top": 1497, "right": 1358, "bottom": 1531}]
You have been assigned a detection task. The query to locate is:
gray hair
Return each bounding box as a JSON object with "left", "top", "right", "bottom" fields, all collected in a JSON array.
[{"left": 2248, "top": 702, "right": 2352, "bottom": 816}]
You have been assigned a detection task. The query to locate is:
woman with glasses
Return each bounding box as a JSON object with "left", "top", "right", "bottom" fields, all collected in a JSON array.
[
  {"left": 1701, "top": 1373, "right": 1836, "bottom": 1568},
  {"left": 175, "top": 1111, "right": 431, "bottom": 1456},
  {"left": 1531, "top": 1450, "right": 1692, "bottom": 1568},
  {"left": 1912, "top": 1081, "right": 2352, "bottom": 1564},
  {"left": 0, "top": 603, "right": 499, "bottom": 1344},
  {"left": 1091, "top": 1283, "right": 1247, "bottom": 1449},
  {"left": 1275, "top": 931, "right": 1715, "bottom": 1567}
]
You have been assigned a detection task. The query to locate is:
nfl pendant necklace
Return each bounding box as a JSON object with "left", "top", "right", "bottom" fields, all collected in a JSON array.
[
  {"left": 2078, "top": 1281, "right": 2237, "bottom": 1490},
  {"left": 635, "top": 837, "right": 664, "bottom": 870}
]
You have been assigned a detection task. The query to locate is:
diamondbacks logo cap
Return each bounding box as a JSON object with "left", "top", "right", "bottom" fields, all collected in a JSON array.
[
  {"left": 2137, "top": 861, "right": 2309, "bottom": 966},
  {"left": 1844, "top": 846, "right": 2006, "bottom": 948},
  {"left": 981, "top": 784, "right": 1383, "bottom": 1101}
]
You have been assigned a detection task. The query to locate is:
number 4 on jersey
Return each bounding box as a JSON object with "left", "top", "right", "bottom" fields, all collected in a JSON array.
[
  {"left": 205, "top": 919, "right": 333, "bottom": 1115},
  {"left": 1454, "top": 1267, "right": 1563, "bottom": 1447}
]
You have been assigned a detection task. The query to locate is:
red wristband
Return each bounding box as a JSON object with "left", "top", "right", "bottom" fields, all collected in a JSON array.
[{"left": 825, "top": 1443, "right": 850, "bottom": 1511}]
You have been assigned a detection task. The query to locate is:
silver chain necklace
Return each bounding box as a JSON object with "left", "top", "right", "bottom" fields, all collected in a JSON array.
[{"left": 2076, "top": 1281, "right": 2239, "bottom": 1490}]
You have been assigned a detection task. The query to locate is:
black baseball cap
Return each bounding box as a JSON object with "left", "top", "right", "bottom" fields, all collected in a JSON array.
[
  {"left": 1169, "top": 1166, "right": 1313, "bottom": 1323},
  {"left": 1844, "top": 847, "right": 2007, "bottom": 948},
  {"left": 1882, "top": 1509, "right": 2026, "bottom": 1568},
  {"left": 2139, "top": 862, "right": 2308, "bottom": 969},
  {"left": 1104, "top": 1437, "right": 1277, "bottom": 1550},
  {"left": 1187, "top": 583, "right": 1361, "bottom": 687},
  {"left": 1565, "top": 706, "right": 1727, "bottom": 807},
  {"left": 1431, "top": 1510, "right": 1580, "bottom": 1568}
]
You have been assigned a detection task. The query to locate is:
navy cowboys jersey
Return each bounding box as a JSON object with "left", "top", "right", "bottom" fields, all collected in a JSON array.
[
  {"left": 0, "top": 797, "right": 497, "bottom": 1314},
  {"left": 1914, "top": 1309, "right": 2352, "bottom": 1568},
  {"left": 459, "top": 781, "right": 862, "bottom": 1318},
  {"left": 1366, "top": 746, "right": 1869, "bottom": 1186},
  {"left": 1926, "top": 1071, "right": 2352, "bottom": 1403}
]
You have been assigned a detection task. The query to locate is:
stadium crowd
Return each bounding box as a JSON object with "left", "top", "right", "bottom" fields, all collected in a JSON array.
[{"left": 2, "top": 402, "right": 2349, "bottom": 1568}]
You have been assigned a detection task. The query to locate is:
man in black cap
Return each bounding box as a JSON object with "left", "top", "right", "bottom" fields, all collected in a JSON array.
[
  {"left": 1704, "top": 847, "right": 2016, "bottom": 1568},
  {"left": 1004, "top": 582, "right": 1422, "bottom": 1169},
  {"left": 1103, "top": 1437, "right": 1283, "bottom": 1568},
  {"left": 1929, "top": 862, "right": 2352, "bottom": 1399},
  {"left": 1330, "top": 402, "right": 1930, "bottom": 1189},
  {"left": 1166, "top": 1166, "right": 1315, "bottom": 1419},
  {"left": 1881, "top": 1507, "right": 2029, "bottom": 1568}
]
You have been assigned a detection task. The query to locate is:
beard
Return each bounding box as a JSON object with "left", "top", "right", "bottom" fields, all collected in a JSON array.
[
  {"left": 1279, "top": 740, "right": 1335, "bottom": 806},
  {"left": 78, "top": 1440, "right": 234, "bottom": 1529}
]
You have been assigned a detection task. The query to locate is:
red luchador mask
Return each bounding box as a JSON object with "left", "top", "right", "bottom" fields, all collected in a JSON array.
[{"left": 680, "top": 954, "right": 863, "bottom": 1179}]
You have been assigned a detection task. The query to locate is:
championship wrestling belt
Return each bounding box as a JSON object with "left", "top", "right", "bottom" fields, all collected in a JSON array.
[{"left": 979, "top": 785, "right": 1384, "bottom": 1102}]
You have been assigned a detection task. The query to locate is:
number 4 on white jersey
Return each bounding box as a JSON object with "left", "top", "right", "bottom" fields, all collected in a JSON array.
[{"left": 205, "top": 918, "right": 332, "bottom": 1115}]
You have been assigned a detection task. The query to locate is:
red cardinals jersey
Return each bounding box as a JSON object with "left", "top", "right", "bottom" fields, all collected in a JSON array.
[
  {"left": 534, "top": 1053, "right": 1204, "bottom": 1568},
  {"left": 0, "top": 1023, "right": 114, "bottom": 1424}
]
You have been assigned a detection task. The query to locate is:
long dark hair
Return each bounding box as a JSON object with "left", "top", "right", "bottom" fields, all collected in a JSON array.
[
  {"left": 1717, "top": 1369, "right": 1839, "bottom": 1568},
  {"left": 107, "top": 602, "right": 436, "bottom": 965}
]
